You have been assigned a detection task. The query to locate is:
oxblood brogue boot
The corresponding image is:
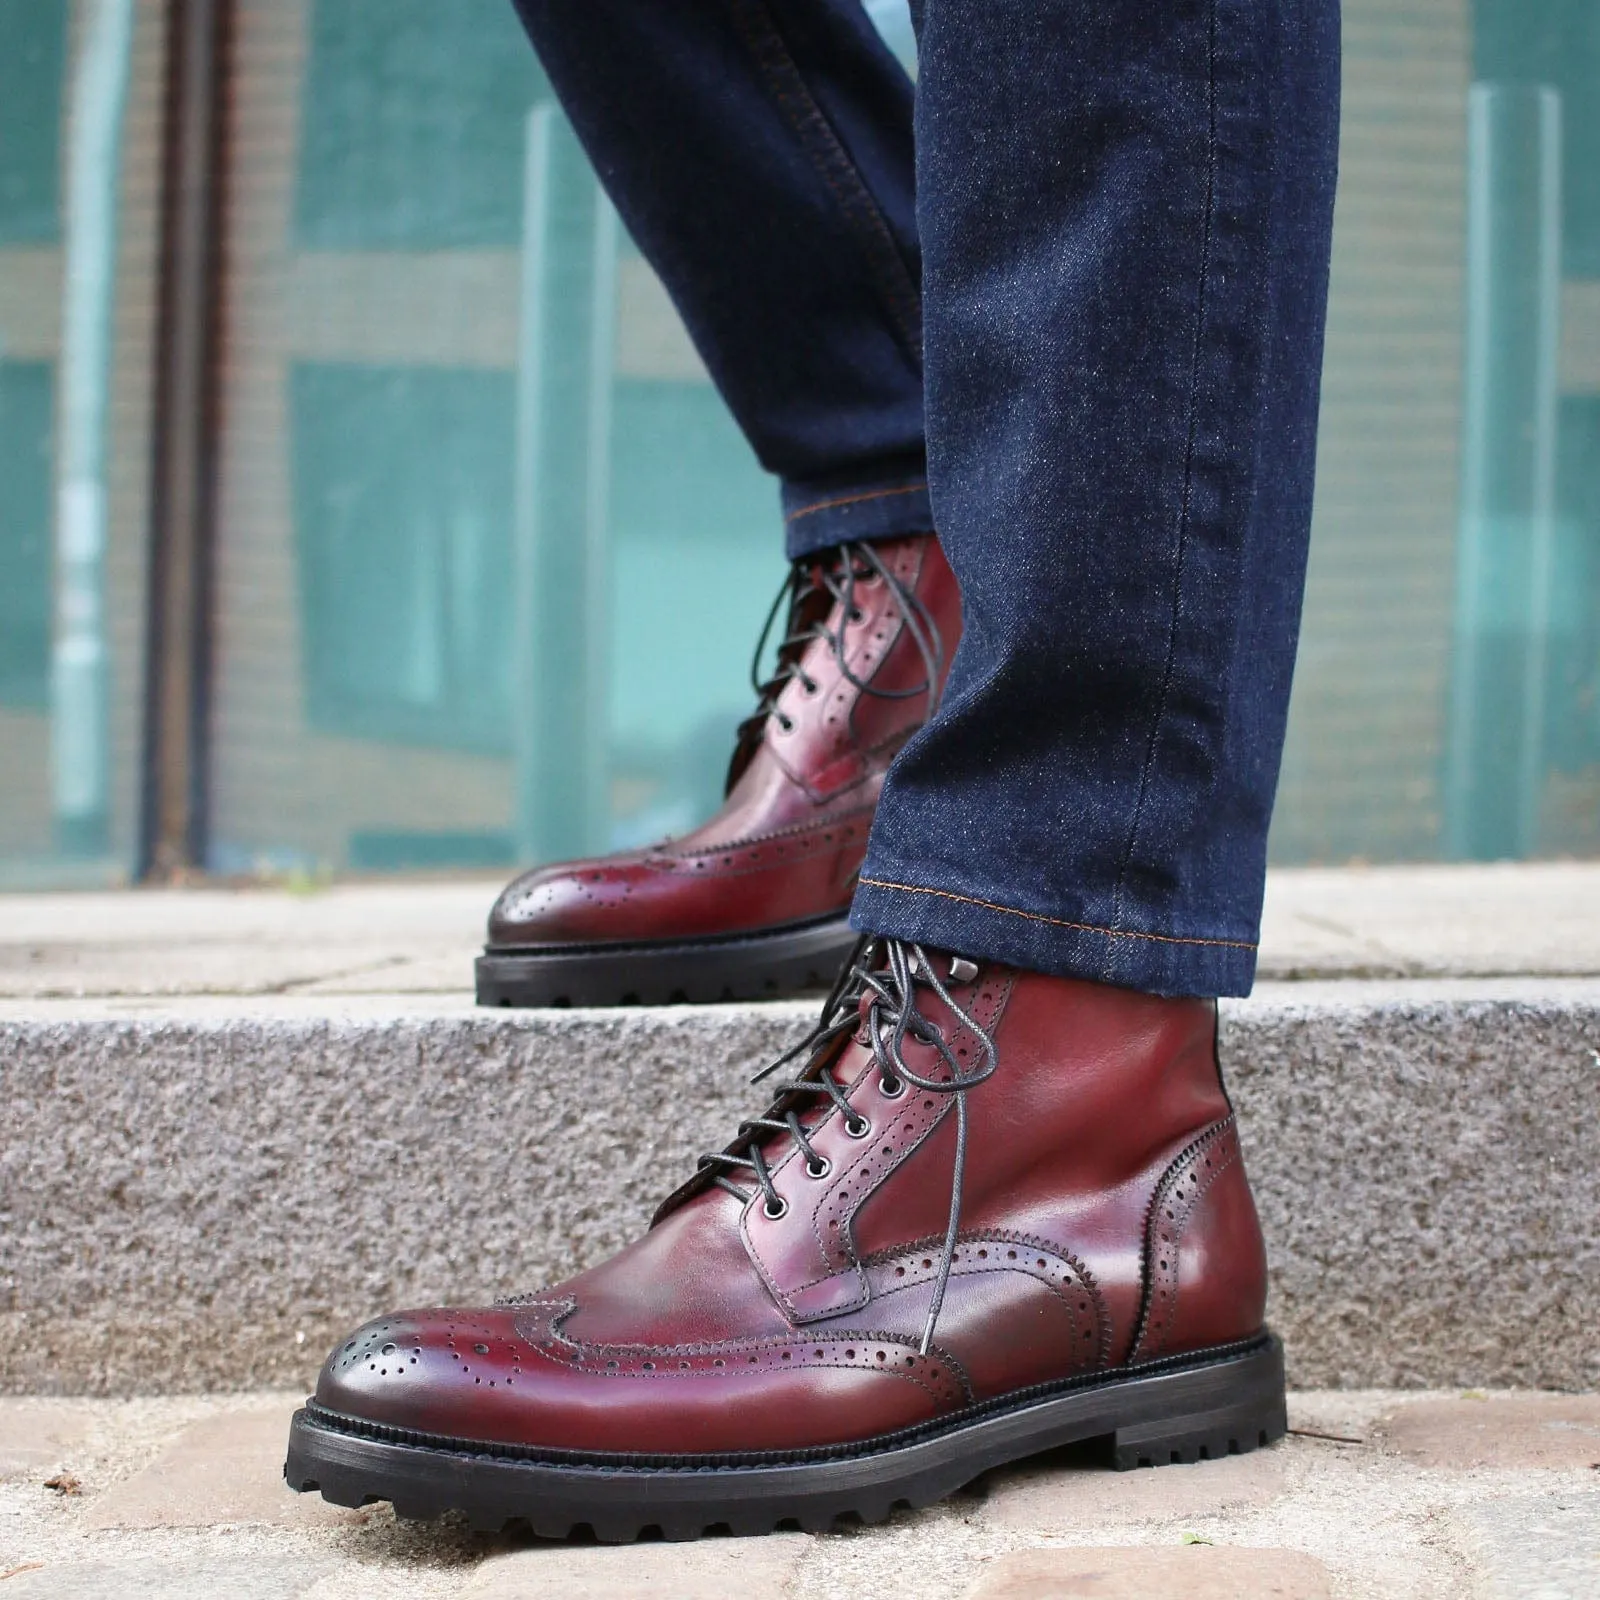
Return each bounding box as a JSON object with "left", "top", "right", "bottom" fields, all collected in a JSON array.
[
  {"left": 475, "top": 534, "right": 959, "bottom": 1007},
  {"left": 289, "top": 939, "right": 1287, "bottom": 1539}
]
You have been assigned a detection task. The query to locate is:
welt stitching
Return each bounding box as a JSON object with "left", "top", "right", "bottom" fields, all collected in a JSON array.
[
  {"left": 725, "top": 0, "right": 922, "bottom": 360},
  {"left": 857, "top": 877, "right": 1257, "bottom": 952},
  {"left": 786, "top": 482, "right": 929, "bottom": 524},
  {"left": 1108, "top": 0, "right": 1220, "bottom": 942}
]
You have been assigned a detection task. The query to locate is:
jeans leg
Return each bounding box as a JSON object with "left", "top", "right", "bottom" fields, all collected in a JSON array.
[
  {"left": 509, "top": 0, "right": 931, "bottom": 557},
  {"left": 852, "top": 0, "right": 1341, "bottom": 996}
]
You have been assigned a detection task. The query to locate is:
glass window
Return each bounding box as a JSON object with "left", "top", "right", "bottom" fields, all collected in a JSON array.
[
  {"left": 11, "top": 0, "right": 1600, "bottom": 887},
  {"left": 206, "top": 0, "right": 785, "bottom": 877},
  {"left": 0, "top": 0, "right": 162, "bottom": 886}
]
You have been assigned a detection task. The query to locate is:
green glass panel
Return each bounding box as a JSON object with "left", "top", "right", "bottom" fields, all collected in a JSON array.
[
  {"left": 290, "top": 362, "right": 515, "bottom": 751},
  {"left": 1474, "top": 0, "right": 1600, "bottom": 276},
  {"left": 0, "top": 0, "right": 66, "bottom": 244},
  {"left": 608, "top": 380, "right": 786, "bottom": 842},
  {"left": 295, "top": 0, "right": 547, "bottom": 249},
  {"left": 0, "top": 361, "right": 54, "bottom": 707}
]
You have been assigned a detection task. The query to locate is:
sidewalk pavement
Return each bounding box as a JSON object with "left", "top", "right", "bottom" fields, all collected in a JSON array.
[
  {"left": 2, "top": 1391, "right": 1598, "bottom": 1598},
  {"left": 7, "top": 862, "right": 1600, "bottom": 998}
]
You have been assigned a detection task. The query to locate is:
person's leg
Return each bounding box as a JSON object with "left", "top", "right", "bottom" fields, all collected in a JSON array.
[
  {"left": 509, "top": 0, "right": 929, "bottom": 553},
  {"left": 481, "top": 1, "right": 962, "bottom": 1008},
  {"left": 294, "top": 0, "right": 1342, "bottom": 1534},
  {"left": 853, "top": 0, "right": 1341, "bottom": 995}
]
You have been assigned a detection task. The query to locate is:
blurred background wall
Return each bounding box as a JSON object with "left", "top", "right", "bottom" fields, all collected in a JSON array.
[{"left": 1, "top": 0, "right": 1597, "bottom": 888}]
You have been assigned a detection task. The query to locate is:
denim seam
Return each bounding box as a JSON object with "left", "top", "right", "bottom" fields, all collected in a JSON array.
[
  {"left": 857, "top": 877, "right": 1257, "bottom": 952},
  {"left": 786, "top": 482, "right": 930, "bottom": 524},
  {"left": 725, "top": 0, "right": 923, "bottom": 363},
  {"left": 1107, "top": 0, "right": 1219, "bottom": 942}
]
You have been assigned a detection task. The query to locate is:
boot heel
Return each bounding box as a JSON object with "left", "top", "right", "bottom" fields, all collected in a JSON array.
[{"left": 1109, "top": 1386, "right": 1287, "bottom": 1469}]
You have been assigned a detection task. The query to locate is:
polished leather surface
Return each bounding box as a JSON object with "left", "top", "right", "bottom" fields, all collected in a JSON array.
[
  {"left": 487, "top": 534, "right": 959, "bottom": 949},
  {"left": 315, "top": 963, "right": 1270, "bottom": 1456}
]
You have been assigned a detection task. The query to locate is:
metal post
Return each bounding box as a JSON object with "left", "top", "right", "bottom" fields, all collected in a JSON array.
[
  {"left": 1445, "top": 84, "right": 1563, "bottom": 860},
  {"left": 512, "top": 106, "right": 615, "bottom": 865},
  {"left": 53, "top": 0, "right": 136, "bottom": 858},
  {"left": 140, "top": 0, "right": 229, "bottom": 879}
]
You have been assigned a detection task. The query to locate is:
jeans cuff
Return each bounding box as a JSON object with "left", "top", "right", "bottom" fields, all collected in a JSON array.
[
  {"left": 848, "top": 874, "right": 1259, "bottom": 999},
  {"left": 781, "top": 467, "right": 933, "bottom": 560}
]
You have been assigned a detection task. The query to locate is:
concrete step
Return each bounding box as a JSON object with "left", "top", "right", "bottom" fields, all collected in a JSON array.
[{"left": 5, "top": 978, "right": 1597, "bottom": 1395}]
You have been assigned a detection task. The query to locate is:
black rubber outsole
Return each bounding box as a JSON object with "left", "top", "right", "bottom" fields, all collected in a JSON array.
[
  {"left": 284, "top": 1334, "right": 1286, "bottom": 1542},
  {"left": 474, "top": 915, "right": 858, "bottom": 1008}
]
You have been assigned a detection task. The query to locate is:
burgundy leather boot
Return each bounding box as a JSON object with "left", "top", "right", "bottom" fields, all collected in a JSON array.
[
  {"left": 290, "top": 939, "right": 1286, "bottom": 1538},
  {"left": 476, "top": 535, "right": 959, "bottom": 1007}
]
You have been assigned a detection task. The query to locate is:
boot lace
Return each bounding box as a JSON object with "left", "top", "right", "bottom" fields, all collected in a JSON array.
[
  {"left": 736, "top": 540, "right": 946, "bottom": 756},
  {"left": 697, "top": 935, "right": 997, "bottom": 1353}
]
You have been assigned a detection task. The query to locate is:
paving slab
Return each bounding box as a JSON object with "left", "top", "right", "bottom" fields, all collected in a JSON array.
[
  {"left": 0, "top": 1556, "right": 336, "bottom": 1599},
  {"left": 962, "top": 1544, "right": 1334, "bottom": 1598},
  {"left": 1373, "top": 1396, "right": 1600, "bottom": 1471},
  {"left": 1, "top": 1390, "right": 1594, "bottom": 1600},
  {"left": 84, "top": 1402, "right": 361, "bottom": 1530},
  {"left": 0, "top": 1400, "right": 97, "bottom": 1478},
  {"left": 982, "top": 1447, "right": 1287, "bottom": 1531},
  {"left": 465, "top": 1535, "right": 810, "bottom": 1597}
]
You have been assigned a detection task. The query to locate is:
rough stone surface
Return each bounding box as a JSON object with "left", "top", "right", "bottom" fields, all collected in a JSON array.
[
  {"left": 983, "top": 1447, "right": 1286, "bottom": 1531},
  {"left": 465, "top": 1537, "right": 809, "bottom": 1597},
  {"left": 1452, "top": 1492, "right": 1600, "bottom": 1599},
  {"left": 84, "top": 1403, "right": 361, "bottom": 1529},
  {"left": 3, "top": 982, "right": 1598, "bottom": 1393},
  {"left": 962, "top": 1545, "right": 1334, "bottom": 1598},
  {"left": 1223, "top": 982, "right": 1600, "bottom": 1391},
  {"left": 1372, "top": 1396, "right": 1600, "bottom": 1470},
  {"left": 7, "top": 981, "right": 1600, "bottom": 1393}
]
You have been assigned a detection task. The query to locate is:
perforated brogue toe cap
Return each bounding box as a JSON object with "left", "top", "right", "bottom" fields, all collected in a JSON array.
[{"left": 314, "top": 1308, "right": 537, "bottom": 1438}]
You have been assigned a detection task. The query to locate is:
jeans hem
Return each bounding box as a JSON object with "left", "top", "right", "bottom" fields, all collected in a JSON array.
[
  {"left": 781, "top": 472, "right": 934, "bottom": 560},
  {"left": 848, "top": 875, "right": 1258, "bottom": 999}
]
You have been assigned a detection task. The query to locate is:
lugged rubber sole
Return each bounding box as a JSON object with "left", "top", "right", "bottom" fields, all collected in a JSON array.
[
  {"left": 284, "top": 1334, "right": 1286, "bottom": 1541},
  {"left": 474, "top": 914, "right": 857, "bottom": 1008}
]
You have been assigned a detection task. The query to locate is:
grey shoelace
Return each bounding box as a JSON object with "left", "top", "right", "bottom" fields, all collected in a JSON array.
[
  {"left": 739, "top": 540, "right": 946, "bottom": 751},
  {"left": 699, "top": 935, "right": 998, "bottom": 1353}
]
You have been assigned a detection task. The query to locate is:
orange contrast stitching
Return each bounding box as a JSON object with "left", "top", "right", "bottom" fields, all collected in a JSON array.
[
  {"left": 785, "top": 482, "right": 928, "bottom": 524},
  {"left": 856, "top": 877, "right": 1257, "bottom": 952}
]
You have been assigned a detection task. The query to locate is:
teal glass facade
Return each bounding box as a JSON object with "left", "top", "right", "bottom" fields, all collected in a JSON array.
[{"left": 4, "top": 0, "right": 1600, "bottom": 884}]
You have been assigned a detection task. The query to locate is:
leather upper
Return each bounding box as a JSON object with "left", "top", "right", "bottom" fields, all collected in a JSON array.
[
  {"left": 315, "top": 962, "right": 1270, "bottom": 1457},
  {"left": 487, "top": 534, "right": 960, "bottom": 950}
]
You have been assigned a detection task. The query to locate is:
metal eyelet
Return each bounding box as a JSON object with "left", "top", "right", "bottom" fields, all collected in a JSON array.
[
  {"left": 805, "top": 1156, "right": 832, "bottom": 1179},
  {"left": 878, "top": 1075, "right": 906, "bottom": 1100},
  {"left": 845, "top": 1115, "right": 872, "bottom": 1139},
  {"left": 762, "top": 1195, "right": 788, "bottom": 1220}
]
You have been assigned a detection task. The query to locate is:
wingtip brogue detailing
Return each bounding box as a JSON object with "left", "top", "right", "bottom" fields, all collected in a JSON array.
[
  {"left": 477, "top": 534, "right": 961, "bottom": 1006},
  {"left": 300, "top": 961, "right": 1285, "bottom": 1535},
  {"left": 1131, "top": 1116, "right": 1247, "bottom": 1364},
  {"left": 863, "top": 1232, "right": 1113, "bottom": 1371},
  {"left": 510, "top": 1297, "right": 970, "bottom": 1407}
]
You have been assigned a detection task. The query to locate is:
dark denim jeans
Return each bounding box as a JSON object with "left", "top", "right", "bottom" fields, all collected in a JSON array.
[{"left": 510, "top": 0, "right": 1341, "bottom": 997}]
